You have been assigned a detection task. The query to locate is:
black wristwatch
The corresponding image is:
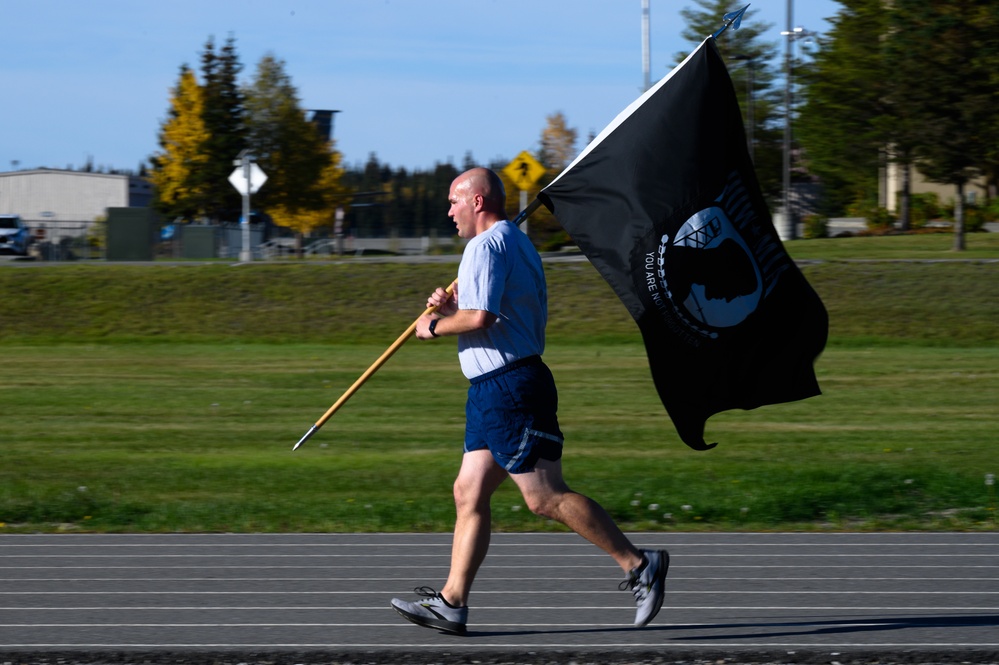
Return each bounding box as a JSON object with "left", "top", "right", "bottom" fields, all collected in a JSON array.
[{"left": 428, "top": 318, "right": 440, "bottom": 338}]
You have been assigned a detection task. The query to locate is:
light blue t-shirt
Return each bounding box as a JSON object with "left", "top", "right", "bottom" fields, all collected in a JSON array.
[{"left": 456, "top": 220, "right": 547, "bottom": 380}]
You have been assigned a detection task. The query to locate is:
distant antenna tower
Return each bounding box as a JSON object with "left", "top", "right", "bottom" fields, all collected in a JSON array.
[{"left": 642, "top": 0, "right": 651, "bottom": 92}]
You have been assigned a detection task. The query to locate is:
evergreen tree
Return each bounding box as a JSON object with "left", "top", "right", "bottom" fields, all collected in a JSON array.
[
  {"left": 349, "top": 153, "right": 389, "bottom": 238},
  {"left": 198, "top": 35, "right": 248, "bottom": 223},
  {"left": 888, "top": 0, "right": 998, "bottom": 249},
  {"left": 797, "top": 0, "right": 895, "bottom": 218},
  {"left": 336, "top": 159, "right": 460, "bottom": 243},
  {"left": 678, "top": 0, "right": 783, "bottom": 204},
  {"left": 387, "top": 167, "right": 409, "bottom": 235},
  {"left": 431, "top": 162, "right": 459, "bottom": 234}
]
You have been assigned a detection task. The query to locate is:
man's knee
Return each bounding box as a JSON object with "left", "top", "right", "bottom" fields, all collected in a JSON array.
[
  {"left": 452, "top": 450, "right": 506, "bottom": 512},
  {"left": 522, "top": 490, "right": 562, "bottom": 520},
  {"left": 453, "top": 477, "right": 480, "bottom": 511},
  {"left": 453, "top": 473, "right": 498, "bottom": 514}
]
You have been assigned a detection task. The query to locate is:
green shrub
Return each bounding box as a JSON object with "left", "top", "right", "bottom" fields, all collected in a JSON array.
[
  {"left": 865, "top": 206, "right": 896, "bottom": 231},
  {"left": 984, "top": 199, "right": 999, "bottom": 222},
  {"left": 802, "top": 214, "right": 829, "bottom": 239},
  {"left": 538, "top": 230, "right": 574, "bottom": 252},
  {"left": 909, "top": 192, "right": 941, "bottom": 229},
  {"left": 964, "top": 204, "right": 987, "bottom": 232}
]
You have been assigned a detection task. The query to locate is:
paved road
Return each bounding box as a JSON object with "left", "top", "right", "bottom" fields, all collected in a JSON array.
[{"left": 0, "top": 532, "right": 997, "bottom": 663}]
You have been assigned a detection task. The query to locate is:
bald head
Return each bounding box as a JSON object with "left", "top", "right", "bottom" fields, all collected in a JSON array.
[
  {"left": 455, "top": 168, "right": 506, "bottom": 215},
  {"left": 448, "top": 167, "right": 509, "bottom": 238}
]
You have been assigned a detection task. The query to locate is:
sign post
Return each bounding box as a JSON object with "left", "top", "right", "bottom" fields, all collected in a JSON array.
[
  {"left": 502, "top": 151, "right": 545, "bottom": 234},
  {"left": 229, "top": 150, "right": 268, "bottom": 262}
]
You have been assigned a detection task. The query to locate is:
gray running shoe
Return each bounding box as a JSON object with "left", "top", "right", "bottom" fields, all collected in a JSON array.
[
  {"left": 390, "top": 586, "right": 468, "bottom": 636},
  {"left": 620, "top": 549, "right": 669, "bottom": 627}
]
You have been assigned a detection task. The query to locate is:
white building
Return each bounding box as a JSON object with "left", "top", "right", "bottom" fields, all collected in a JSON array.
[
  {"left": 0, "top": 169, "right": 152, "bottom": 241},
  {"left": 883, "top": 161, "right": 989, "bottom": 213}
]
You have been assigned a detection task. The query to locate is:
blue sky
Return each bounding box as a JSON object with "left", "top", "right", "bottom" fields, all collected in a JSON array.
[{"left": 1, "top": 0, "right": 838, "bottom": 174}]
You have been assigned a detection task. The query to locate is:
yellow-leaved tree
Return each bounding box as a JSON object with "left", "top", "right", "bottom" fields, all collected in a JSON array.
[
  {"left": 540, "top": 111, "right": 578, "bottom": 172},
  {"left": 505, "top": 111, "right": 579, "bottom": 249},
  {"left": 267, "top": 146, "right": 351, "bottom": 254},
  {"left": 150, "top": 66, "right": 211, "bottom": 221}
]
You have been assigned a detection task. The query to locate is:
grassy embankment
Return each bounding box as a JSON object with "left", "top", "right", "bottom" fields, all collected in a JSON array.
[{"left": 0, "top": 232, "right": 996, "bottom": 532}]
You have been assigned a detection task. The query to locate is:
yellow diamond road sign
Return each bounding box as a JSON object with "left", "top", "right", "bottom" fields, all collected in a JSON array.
[{"left": 503, "top": 151, "right": 545, "bottom": 191}]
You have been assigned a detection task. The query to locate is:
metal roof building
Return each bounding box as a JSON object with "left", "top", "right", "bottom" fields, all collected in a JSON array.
[{"left": 0, "top": 169, "right": 152, "bottom": 240}]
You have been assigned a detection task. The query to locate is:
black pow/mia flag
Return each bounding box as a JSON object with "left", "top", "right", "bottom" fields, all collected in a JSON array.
[{"left": 538, "top": 37, "right": 827, "bottom": 451}]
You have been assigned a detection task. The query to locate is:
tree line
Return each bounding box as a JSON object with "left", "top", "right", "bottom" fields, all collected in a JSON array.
[
  {"left": 150, "top": 36, "right": 351, "bottom": 252},
  {"left": 796, "top": 0, "right": 999, "bottom": 249},
  {"left": 148, "top": 2, "right": 999, "bottom": 253},
  {"left": 147, "top": 35, "right": 579, "bottom": 250}
]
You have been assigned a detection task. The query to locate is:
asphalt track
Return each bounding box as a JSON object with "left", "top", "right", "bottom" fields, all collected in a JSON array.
[{"left": 0, "top": 532, "right": 997, "bottom": 664}]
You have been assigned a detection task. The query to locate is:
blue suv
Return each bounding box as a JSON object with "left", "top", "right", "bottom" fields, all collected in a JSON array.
[{"left": 0, "top": 215, "right": 31, "bottom": 255}]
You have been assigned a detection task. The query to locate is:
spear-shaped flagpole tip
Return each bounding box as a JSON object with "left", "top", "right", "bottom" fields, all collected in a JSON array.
[
  {"left": 292, "top": 424, "right": 319, "bottom": 452},
  {"left": 712, "top": 4, "right": 750, "bottom": 39}
]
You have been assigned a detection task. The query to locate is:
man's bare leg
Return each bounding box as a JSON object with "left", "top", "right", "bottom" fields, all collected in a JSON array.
[
  {"left": 440, "top": 449, "right": 507, "bottom": 607},
  {"left": 509, "top": 457, "right": 644, "bottom": 573}
]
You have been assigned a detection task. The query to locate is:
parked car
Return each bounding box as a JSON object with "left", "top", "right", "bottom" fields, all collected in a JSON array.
[{"left": 0, "top": 215, "right": 31, "bottom": 255}]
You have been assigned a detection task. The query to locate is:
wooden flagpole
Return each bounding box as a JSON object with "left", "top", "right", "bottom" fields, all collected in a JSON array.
[
  {"left": 293, "top": 281, "right": 455, "bottom": 451},
  {"left": 292, "top": 198, "right": 544, "bottom": 451}
]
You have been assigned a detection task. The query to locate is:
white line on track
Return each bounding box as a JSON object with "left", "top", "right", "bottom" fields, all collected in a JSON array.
[
  {"left": 2, "top": 553, "right": 997, "bottom": 558},
  {"left": 2, "top": 592, "right": 997, "bottom": 599},
  {"left": 2, "top": 533, "right": 994, "bottom": 652},
  {"left": 1, "top": 542, "right": 997, "bottom": 549},
  {"left": 0, "top": 539, "right": 994, "bottom": 543},
  {"left": 2, "top": 606, "right": 998, "bottom": 611},
  {"left": 2, "top": 576, "right": 996, "bottom": 582},
  {"left": 1, "top": 643, "right": 998, "bottom": 649},
  {"left": 1, "top": 564, "right": 996, "bottom": 569}
]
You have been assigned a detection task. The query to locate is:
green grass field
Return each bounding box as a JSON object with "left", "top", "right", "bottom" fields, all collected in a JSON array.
[{"left": 1, "top": 233, "right": 997, "bottom": 533}]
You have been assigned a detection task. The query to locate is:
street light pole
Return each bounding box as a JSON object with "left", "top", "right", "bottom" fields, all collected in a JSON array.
[
  {"left": 782, "top": 0, "right": 794, "bottom": 240},
  {"left": 781, "top": 11, "right": 815, "bottom": 242}
]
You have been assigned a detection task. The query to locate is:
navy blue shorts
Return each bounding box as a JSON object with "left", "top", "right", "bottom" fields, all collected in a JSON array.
[{"left": 465, "top": 356, "right": 564, "bottom": 474}]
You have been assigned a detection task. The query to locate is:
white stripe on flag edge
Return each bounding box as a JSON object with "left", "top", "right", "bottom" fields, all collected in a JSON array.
[{"left": 544, "top": 38, "right": 712, "bottom": 190}]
